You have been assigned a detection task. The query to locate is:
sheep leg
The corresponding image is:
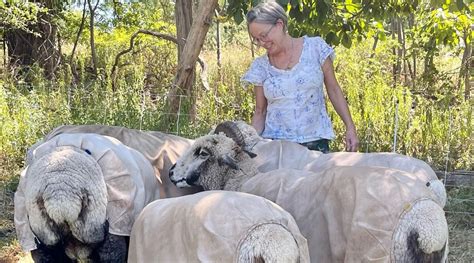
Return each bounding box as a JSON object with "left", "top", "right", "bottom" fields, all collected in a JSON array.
[{"left": 91, "top": 233, "right": 129, "bottom": 263}]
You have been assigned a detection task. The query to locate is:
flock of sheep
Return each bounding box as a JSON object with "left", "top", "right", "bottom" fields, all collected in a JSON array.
[{"left": 14, "top": 121, "right": 449, "bottom": 262}]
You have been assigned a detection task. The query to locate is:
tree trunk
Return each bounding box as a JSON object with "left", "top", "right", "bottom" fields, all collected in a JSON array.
[
  {"left": 5, "top": 5, "right": 60, "bottom": 80},
  {"left": 87, "top": 0, "right": 100, "bottom": 76},
  {"left": 458, "top": 30, "right": 472, "bottom": 100},
  {"left": 70, "top": 0, "right": 88, "bottom": 85},
  {"left": 391, "top": 17, "right": 399, "bottom": 88},
  {"left": 389, "top": 17, "right": 404, "bottom": 88},
  {"left": 408, "top": 13, "right": 416, "bottom": 89},
  {"left": 167, "top": 0, "right": 218, "bottom": 121},
  {"left": 175, "top": 0, "right": 193, "bottom": 61},
  {"left": 215, "top": 10, "right": 222, "bottom": 80},
  {"left": 370, "top": 36, "right": 378, "bottom": 59}
]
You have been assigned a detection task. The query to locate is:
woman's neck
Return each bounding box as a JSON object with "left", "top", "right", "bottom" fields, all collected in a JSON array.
[
  {"left": 268, "top": 35, "right": 295, "bottom": 70},
  {"left": 272, "top": 35, "right": 293, "bottom": 57}
]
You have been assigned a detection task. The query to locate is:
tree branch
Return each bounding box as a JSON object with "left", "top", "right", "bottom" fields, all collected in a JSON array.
[{"left": 110, "top": 29, "right": 208, "bottom": 91}]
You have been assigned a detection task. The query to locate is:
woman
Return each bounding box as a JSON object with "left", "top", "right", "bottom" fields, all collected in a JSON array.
[{"left": 242, "top": 1, "right": 359, "bottom": 153}]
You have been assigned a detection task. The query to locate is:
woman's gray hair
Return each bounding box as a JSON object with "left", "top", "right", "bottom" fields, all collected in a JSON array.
[{"left": 246, "top": 1, "right": 288, "bottom": 30}]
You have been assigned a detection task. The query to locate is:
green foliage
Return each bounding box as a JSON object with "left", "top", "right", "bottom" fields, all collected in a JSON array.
[
  {"left": 0, "top": 1, "right": 48, "bottom": 35},
  {"left": 223, "top": 0, "right": 472, "bottom": 48},
  {"left": 329, "top": 40, "right": 472, "bottom": 170},
  {"left": 2, "top": 38, "right": 471, "bottom": 170}
]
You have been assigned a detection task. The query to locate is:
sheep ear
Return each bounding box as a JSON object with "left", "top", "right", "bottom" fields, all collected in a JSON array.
[
  {"left": 218, "top": 154, "right": 240, "bottom": 170},
  {"left": 243, "top": 150, "right": 257, "bottom": 158}
]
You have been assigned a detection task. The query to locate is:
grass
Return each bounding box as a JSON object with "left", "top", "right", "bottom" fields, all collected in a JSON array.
[
  {"left": 0, "top": 157, "right": 25, "bottom": 262},
  {"left": 444, "top": 186, "right": 474, "bottom": 262}
]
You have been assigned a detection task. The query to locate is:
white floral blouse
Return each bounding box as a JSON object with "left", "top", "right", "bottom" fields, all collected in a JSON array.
[{"left": 242, "top": 36, "right": 336, "bottom": 143}]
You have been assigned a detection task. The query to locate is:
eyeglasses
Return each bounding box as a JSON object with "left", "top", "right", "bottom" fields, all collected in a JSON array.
[{"left": 251, "top": 24, "right": 276, "bottom": 46}]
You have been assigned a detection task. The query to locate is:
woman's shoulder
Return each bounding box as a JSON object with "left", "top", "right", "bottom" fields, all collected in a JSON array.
[
  {"left": 303, "top": 35, "right": 334, "bottom": 62},
  {"left": 253, "top": 54, "right": 269, "bottom": 65},
  {"left": 304, "top": 35, "right": 330, "bottom": 47}
]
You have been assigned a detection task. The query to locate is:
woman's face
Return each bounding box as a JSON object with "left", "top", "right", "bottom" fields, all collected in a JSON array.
[{"left": 248, "top": 20, "right": 285, "bottom": 54}]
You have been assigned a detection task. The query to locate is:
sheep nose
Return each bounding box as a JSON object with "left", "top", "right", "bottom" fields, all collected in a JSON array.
[{"left": 169, "top": 163, "right": 176, "bottom": 177}]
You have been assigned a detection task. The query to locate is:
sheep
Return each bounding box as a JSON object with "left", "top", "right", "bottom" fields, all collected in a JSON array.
[
  {"left": 15, "top": 133, "right": 161, "bottom": 262},
  {"left": 28, "top": 124, "right": 202, "bottom": 198},
  {"left": 128, "top": 191, "right": 310, "bottom": 262},
  {"left": 169, "top": 121, "right": 449, "bottom": 262},
  {"left": 212, "top": 121, "right": 447, "bottom": 207}
]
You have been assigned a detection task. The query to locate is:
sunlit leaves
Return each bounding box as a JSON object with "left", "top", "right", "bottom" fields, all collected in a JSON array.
[
  {"left": 0, "top": 1, "right": 47, "bottom": 34},
  {"left": 224, "top": 0, "right": 471, "bottom": 49}
]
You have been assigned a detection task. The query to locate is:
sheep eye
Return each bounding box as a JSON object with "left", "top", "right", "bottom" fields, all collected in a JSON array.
[
  {"left": 194, "top": 147, "right": 210, "bottom": 158},
  {"left": 199, "top": 148, "right": 210, "bottom": 158}
]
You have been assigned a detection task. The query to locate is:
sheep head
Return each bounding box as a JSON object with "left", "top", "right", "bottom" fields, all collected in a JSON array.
[{"left": 170, "top": 122, "right": 257, "bottom": 190}]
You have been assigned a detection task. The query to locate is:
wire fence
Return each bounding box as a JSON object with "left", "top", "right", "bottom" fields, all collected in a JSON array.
[{"left": 0, "top": 90, "right": 472, "bottom": 261}]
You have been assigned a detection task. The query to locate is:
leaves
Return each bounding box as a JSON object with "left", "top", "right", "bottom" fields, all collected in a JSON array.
[
  {"left": 223, "top": 0, "right": 471, "bottom": 49},
  {"left": 0, "top": 1, "right": 47, "bottom": 34}
]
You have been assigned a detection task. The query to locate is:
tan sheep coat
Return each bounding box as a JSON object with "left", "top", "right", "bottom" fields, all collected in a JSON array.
[
  {"left": 252, "top": 140, "right": 445, "bottom": 206},
  {"left": 128, "top": 191, "right": 310, "bottom": 263},
  {"left": 15, "top": 133, "right": 159, "bottom": 251},
  {"left": 253, "top": 140, "right": 437, "bottom": 180},
  {"left": 32, "top": 124, "right": 202, "bottom": 198},
  {"left": 240, "top": 166, "right": 441, "bottom": 262}
]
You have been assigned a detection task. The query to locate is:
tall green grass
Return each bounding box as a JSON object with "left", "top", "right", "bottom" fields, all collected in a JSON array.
[{"left": 0, "top": 39, "right": 472, "bottom": 171}]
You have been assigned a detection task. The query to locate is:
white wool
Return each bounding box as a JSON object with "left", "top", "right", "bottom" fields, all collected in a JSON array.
[
  {"left": 238, "top": 223, "right": 300, "bottom": 263},
  {"left": 15, "top": 133, "right": 160, "bottom": 254},
  {"left": 391, "top": 199, "right": 448, "bottom": 261},
  {"left": 24, "top": 146, "right": 107, "bottom": 245}
]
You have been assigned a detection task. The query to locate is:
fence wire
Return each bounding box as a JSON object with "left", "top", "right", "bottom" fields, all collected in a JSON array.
[{"left": 0, "top": 90, "right": 472, "bottom": 261}]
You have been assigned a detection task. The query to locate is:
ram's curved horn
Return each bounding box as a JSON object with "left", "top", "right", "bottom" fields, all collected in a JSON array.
[{"left": 213, "top": 121, "right": 246, "bottom": 147}]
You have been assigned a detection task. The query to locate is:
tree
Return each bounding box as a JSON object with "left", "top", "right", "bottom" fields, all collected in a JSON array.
[
  {"left": 3, "top": 1, "right": 62, "bottom": 79},
  {"left": 165, "top": 0, "right": 218, "bottom": 120}
]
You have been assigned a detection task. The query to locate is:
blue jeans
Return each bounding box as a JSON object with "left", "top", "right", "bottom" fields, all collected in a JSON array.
[{"left": 299, "top": 139, "right": 330, "bottom": 153}]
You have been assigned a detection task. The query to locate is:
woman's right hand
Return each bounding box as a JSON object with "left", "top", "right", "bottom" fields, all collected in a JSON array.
[{"left": 345, "top": 127, "right": 359, "bottom": 152}]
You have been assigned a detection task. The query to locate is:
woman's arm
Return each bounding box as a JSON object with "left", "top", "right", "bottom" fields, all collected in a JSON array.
[
  {"left": 251, "top": 86, "right": 267, "bottom": 135},
  {"left": 322, "top": 59, "right": 359, "bottom": 152}
]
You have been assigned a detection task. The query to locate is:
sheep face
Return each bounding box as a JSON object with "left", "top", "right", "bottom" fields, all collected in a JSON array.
[{"left": 169, "top": 134, "right": 243, "bottom": 190}]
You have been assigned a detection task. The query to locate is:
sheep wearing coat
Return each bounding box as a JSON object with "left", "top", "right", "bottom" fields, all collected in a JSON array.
[
  {"left": 169, "top": 122, "right": 449, "bottom": 262},
  {"left": 128, "top": 191, "right": 310, "bottom": 263},
  {"left": 215, "top": 121, "right": 447, "bottom": 207},
  {"left": 28, "top": 124, "right": 202, "bottom": 198},
  {"left": 15, "top": 133, "right": 160, "bottom": 262}
]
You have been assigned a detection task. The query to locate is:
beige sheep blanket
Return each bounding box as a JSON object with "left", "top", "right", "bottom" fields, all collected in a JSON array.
[
  {"left": 32, "top": 124, "right": 202, "bottom": 198},
  {"left": 128, "top": 191, "right": 309, "bottom": 263},
  {"left": 253, "top": 140, "right": 437, "bottom": 180},
  {"left": 240, "top": 166, "right": 440, "bottom": 262},
  {"left": 252, "top": 140, "right": 445, "bottom": 206},
  {"left": 15, "top": 133, "right": 159, "bottom": 251}
]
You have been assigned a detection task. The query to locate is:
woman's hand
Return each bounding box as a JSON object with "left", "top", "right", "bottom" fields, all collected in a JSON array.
[{"left": 345, "top": 127, "right": 359, "bottom": 152}]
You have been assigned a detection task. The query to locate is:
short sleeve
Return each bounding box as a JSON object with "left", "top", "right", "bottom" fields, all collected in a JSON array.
[
  {"left": 313, "top": 37, "right": 335, "bottom": 66},
  {"left": 241, "top": 56, "right": 267, "bottom": 87}
]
